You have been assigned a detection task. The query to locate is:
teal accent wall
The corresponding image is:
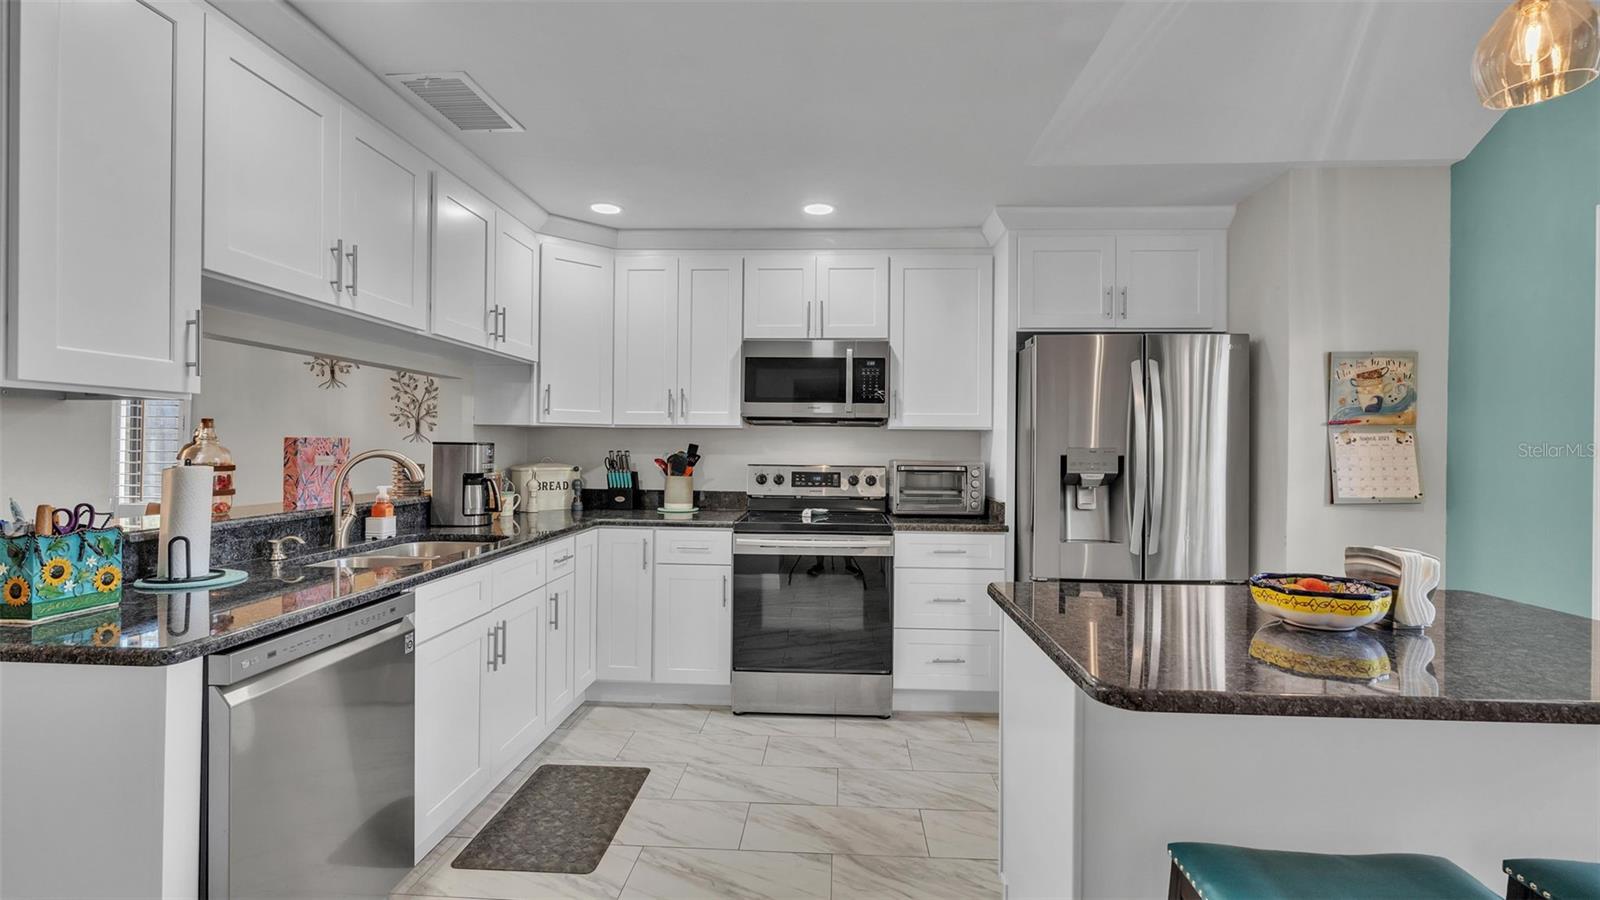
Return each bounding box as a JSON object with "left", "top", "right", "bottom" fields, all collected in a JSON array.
[{"left": 1448, "top": 87, "right": 1600, "bottom": 616}]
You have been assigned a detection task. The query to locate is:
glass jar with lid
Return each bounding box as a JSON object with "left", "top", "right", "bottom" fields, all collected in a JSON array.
[{"left": 178, "top": 417, "right": 237, "bottom": 517}]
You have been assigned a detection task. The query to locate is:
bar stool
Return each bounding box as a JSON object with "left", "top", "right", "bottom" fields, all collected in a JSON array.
[
  {"left": 1503, "top": 858, "right": 1600, "bottom": 900},
  {"left": 1168, "top": 842, "right": 1498, "bottom": 900}
]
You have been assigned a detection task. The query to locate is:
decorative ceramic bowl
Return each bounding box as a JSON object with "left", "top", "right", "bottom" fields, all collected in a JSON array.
[
  {"left": 1248, "top": 621, "right": 1392, "bottom": 683},
  {"left": 1248, "top": 573, "right": 1392, "bottom": 632}
]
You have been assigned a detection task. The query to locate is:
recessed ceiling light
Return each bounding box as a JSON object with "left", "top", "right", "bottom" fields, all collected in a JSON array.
[
  {"left": 590, "top": 202, "right": 622, "bottom": 215},
  {"left": 803, "top": 203, "right": 835, "bottom": 216}
]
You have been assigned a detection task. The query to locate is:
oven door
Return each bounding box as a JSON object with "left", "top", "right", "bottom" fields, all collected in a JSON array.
[{"left": 732, "top": 535, "right": 894, "bottom": 676}]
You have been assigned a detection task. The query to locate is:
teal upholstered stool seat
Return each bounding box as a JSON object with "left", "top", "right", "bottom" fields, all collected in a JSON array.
[
  {"left": 1503, "top": 858, "right": 1600, "bottom": 900},
  {"left": 1167, "top": 842, "right": 1497, "bottom": 900}
]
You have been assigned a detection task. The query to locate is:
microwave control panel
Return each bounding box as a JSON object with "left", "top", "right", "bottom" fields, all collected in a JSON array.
[{"left": 852, "top": 358, "right": 887, "bottom": 403}]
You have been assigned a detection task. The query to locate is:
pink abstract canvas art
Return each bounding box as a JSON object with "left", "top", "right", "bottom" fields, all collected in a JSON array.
[{"left": 283, "top": 437, "right": 353, "bottom": 510}]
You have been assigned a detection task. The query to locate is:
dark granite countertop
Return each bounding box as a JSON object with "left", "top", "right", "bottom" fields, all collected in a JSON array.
[
  {"left": 990, "top": 580, "right": 1600, "bottom": 724},
  {"left": 888, "top": 511, "right": 1008, "bottom": 533},
  {"left": 0, "top": 509, "right": 741, "bottom": 667}
]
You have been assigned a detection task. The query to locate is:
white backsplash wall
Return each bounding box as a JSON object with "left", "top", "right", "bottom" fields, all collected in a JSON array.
[
  {"left": 0, "top": 392, "right": 119, "bottom": 513},
  {"left": 516, "top": 427, "right": 985, "bottom": 495}
]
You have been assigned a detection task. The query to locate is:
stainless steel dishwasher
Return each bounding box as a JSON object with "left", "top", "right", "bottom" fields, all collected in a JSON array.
[{"left": 206, "top": 593, "right": 416, "bottom": 899}]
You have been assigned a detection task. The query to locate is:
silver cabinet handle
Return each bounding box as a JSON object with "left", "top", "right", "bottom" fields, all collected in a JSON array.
[
  {"left": 931, "top": 549, "right": 969, "bottom": 555},
  {"left": 819, "top": 298, "right": 825, "bottom": 336},
  {"left": 930, "top": 657, "right": 967, "bottom": 665},
  {"left": 500, "top": 306, "right": 508, "bottom": 341},
  {"left": 1119, "top": 286, "right": 1128, "bottom": 319},
  {"left": 186, "top": 308, "right": 202, "bottom": 375},
  {"left": 497, "top": 620, "right": 507, "bottom": 665},
  {"left": 487, "top": 625, "right": 498, "bottom": 672},
  {"left": 806, "top": 299, "right": 813, "bottom": 337},
  {"left": 553, "top": 553, "right": 574, "bottom": 565},
  {"left": 680, "top": 387, "right": 687, "bottom": 420},
  {"left": 930, "top": 597, "right": 966, "bottom": 604},
  {"left": 1103, "top": 285, "right": 1113, "bottom": 319},
  {"left": 346, "top": 243, "right": 359, "bottom": 296},
  {"left": 550, "top": 594, "right": 560, "bottom": 630},
  {"left": 330, "top": 239, "right": 344, "bottom": 295},
  {"left": 543, "top": 384, "right": 552, "bottom": 416},
  {"left": 641, "top": 539, "right": 648, "bottom": 570},
  {"left": 667, "top": 388, "right": 675, "bottom": 422},
  {"left": 722, "top": 573, "right": 728, "bottom": 608}
]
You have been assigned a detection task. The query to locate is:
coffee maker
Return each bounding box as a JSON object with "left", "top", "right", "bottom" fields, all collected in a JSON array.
[{"left": 430, "top": 442, "right": 501, "bottom": 527}]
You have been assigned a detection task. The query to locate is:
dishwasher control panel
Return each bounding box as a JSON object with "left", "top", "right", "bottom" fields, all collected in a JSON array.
[{"left": 207, "top": 592, "right": 415, "bottom": 686}]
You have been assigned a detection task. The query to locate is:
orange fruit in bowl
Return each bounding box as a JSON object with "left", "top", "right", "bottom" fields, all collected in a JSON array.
[{"left": 1294, "top": 577, "right": 1333, "bottom": 593}]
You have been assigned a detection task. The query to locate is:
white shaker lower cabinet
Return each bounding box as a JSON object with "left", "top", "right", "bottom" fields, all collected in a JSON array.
[
  {"left": 10, "top": 0, "right": 203, "bottom": 394},
  {"left": 544, "top": 572, "right": 577, "bottom": 715},
  {"left": 597, "top": 529, "right": 654, "bottom": 681},
  {"left": 893, "top": 533, "right": 1005, "bottom": 694},
  {"left": 481, "top": 590, "right": 544, "bottom": 770},
  {"left": 414, "top": 616, "right": 492, "bottom": 855},
  {"left": 652, "top": 561, "right": 733, "bottom": 685},
  {"left": 889, "top": 254, "right": 994, "bottom": 429},
  {"left": 540, "top": 241, "right": 616, "bottom": 424},
  {"left": 574, "top": 531, "right": 600, "bottom": 692}
]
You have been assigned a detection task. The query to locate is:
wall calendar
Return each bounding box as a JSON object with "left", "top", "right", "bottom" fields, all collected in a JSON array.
[{"left": 1329, "top": 427, "right": 1423, "bottom": 504}]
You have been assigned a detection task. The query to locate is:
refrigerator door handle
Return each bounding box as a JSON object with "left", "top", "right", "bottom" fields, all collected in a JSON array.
[
  {"left": 1127, "top": 359, "right": 1147, "bottom": 557},
  {"left": 1147, "top": 358, "right": 1165, "bottom": 555}
]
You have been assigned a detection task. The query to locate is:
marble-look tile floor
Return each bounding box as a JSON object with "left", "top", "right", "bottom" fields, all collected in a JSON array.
[{"left": 393, "top": 702, "right": 1002, "bottom": 900}]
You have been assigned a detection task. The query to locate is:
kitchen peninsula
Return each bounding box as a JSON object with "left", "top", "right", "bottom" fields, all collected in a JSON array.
[{"left": 991, "top": 580, "right": 1600, "bottom": 899}]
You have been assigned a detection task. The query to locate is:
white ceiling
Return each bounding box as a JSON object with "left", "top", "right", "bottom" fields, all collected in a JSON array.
[{"left": 292, "top": 0, "right": 1506, "bottom": 230}]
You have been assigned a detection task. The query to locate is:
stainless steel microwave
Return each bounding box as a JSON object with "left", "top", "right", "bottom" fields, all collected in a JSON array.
[
  {"left": 741, "top": 341, "right": 889, "bottom": 425},
  {"left": 888, "top": 460, "right": 987, "bottom": 516}
]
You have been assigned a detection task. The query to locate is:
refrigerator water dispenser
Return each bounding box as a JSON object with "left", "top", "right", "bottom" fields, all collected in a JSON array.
[{"left": 1061, "top": 448, "right": 1120, "bottom": 539}]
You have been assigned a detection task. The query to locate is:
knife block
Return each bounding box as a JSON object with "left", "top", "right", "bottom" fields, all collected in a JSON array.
[{"left": 603, "top": 474, "right": 639, "bottom": 510}]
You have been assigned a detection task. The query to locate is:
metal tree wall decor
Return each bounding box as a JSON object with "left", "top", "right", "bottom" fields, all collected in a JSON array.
[
  {"left": 389, "top": 371, "right": 440, "bottom": 443},
  {"left": 305, "top": 356, "right": 359, "bottom": 389}
]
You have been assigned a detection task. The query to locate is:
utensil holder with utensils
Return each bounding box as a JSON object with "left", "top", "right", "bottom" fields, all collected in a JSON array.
[
  {"left": 1, "top": 525, "right": 125, "bottom": 623},
  {"left": 663, "top": 475, "right": 694, "bottom": 511}
]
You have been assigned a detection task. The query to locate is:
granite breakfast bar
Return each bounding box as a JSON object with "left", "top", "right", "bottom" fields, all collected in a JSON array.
[{"left": 991, "top": 580, "right": 1600, "bottom": 900}]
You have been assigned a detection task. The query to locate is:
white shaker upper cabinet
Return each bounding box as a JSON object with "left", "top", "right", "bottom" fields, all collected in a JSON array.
[
  {"left": 338, "top": 111, "right": 430, "bottom": 330},
  {"left": 203, "top": 17, "right": 340, "bottom": 304},
  {"left": 1016, "top": 233, "right": 1116, "bottom": 330},
  {"left": 539, "top": 242, "right": 615, "bottom": 425},
  {"left": 890, "top": 254, "right": 993, "bottom": 429},
  {"left": 10, "top": 0, "right": 203, "bottom": 394},
  {"left": 817, "top": 255, "right": 889, "bottom": 339},
  {"left": 742, "top": 254, "right": 814, "bottom": 339},
  {"left": 677, "top": 255, "right": 744, "bottom": 427},
  {"left": 493, "top": 214, "right": 541, "bottom": 363},
  {"left": 430, "top": 173, "right": 495, "bottom": 347},
  {"left": 613, "top": 256, "right": 681, "bottom": 426},
  {"left": 1114, "top": 233, "right": 1223, "bottom": 330}
]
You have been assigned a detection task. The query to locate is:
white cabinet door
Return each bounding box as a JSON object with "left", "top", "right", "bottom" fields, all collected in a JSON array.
[
  {"left": 493, "top": 213, "right": 540, "bottom": 362},
  {"left": 742, "top": 254, "right": 814, "bottom": 339},
  {"left": 539, "top": 242, "right": 615, "bottom": 424},
  {"left": 415, "top": 618, "right": 491, "bottom": 849},
  {"left": 613, "top": 256, "right": 680, "bottom": 426},
  {"left": 339, "top": 111, "right": 429, "bottom": 330},
  {"left": 483, "top": 591, "right": 542, "bottom": 769},
  {"left": 544, "top": 572, "right": 576, "bottom": 717},
  {"left": 573, "top": 530, "right": 599, "bottom": 692},
  {"left": 1115, "top": 233, "right": 1222, "bottom": 330},
  {"left": 652, "top": 564, "right": 732, "bottom": 685},
  {"left": 890, "top": 254, "right": 993, "bottom": 429},
  {"left": 431, "top": 173, "right": 494, "bottom": 347},
  {"left": 817, "top": 255, "right": 889, "bottom": 339},
  {"left": 1016, "top": 233, "right": 1116, "bottom": 329},
  {"left": 596, "top": 529, "right": 653, "bottom": 682},
  {"left": 677, "top": 255, "right": 743, "bottom": 427},
  {"left": 11, "top": 0, "right": 202, "bottom": 394},
  {"left": 203, "top": 17, "right": 340, "bottom": 305}
]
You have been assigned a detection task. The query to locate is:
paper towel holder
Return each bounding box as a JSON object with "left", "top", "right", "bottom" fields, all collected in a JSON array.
[{"left": 132, "top": 536, "right": 249, "bottom": 592}]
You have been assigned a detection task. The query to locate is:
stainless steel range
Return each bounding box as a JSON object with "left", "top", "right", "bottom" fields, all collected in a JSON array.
[{"left": 732, "top": 464, "right": 894, "bottom": 717}]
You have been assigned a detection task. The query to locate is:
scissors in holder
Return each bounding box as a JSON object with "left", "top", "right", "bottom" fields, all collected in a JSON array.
[{"left": 53, "top": 503, "right": 110, "bottom": 534}]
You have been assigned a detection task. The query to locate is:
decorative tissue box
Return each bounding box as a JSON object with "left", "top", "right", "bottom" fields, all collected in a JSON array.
[
  {"left": 283, "top": 436, "right": 352, "bottom": 510},
  {"left": 1, "top": 526, "right": 125, "bottom": 623}
]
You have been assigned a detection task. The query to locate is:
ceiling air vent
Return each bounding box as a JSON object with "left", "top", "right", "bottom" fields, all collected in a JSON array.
[{"left": 386, "top": 71, "right": 524, "bottom": 133}]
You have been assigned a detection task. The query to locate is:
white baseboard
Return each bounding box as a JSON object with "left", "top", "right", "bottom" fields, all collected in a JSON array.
[{"left": 587, "top": 681, "right": 998, "bottom": 714}]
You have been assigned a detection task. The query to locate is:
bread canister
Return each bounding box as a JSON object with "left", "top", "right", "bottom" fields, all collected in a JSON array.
[{"left": 524, "top": 462, "right": 580, "bottom": 513}]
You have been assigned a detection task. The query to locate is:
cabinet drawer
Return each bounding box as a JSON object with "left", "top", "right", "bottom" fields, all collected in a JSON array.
[
  {"left": 490, "top": 547, "right": 546, "bottom": 609},
  {"left": 546, "top": 537, "right": 578, "bottom": 579},
  {"left": 653, "top": 529, "right": 733, "bottom": 566},
  {"left": 415, "top": 566, "right": 492, "bottom": 642},
  {"left": 894, "top": 533, "right": 1005, "bottom": 569},
  {"left": 894, "top": 569, "right": 1003, "bottom": 630},
  {"left": 893, "top": 629, "right": 999, "bottom": 692}
]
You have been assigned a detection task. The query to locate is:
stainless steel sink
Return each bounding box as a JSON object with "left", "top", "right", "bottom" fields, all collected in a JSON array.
[{"left": 308, "top": 540, "right": 498, "bottom": 570}]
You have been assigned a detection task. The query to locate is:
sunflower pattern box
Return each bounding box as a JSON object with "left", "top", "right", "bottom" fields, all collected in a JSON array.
[{"left": 1, "top": 527, "right": 124, "bottom": 623}]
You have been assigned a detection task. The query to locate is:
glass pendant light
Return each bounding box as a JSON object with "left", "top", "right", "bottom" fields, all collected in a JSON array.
[{"left": 1474, "top": 0, "right": 1600, "bottom": 109}]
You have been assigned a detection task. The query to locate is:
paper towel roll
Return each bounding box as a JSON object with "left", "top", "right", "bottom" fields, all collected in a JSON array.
[{"left": 158, "top": 464, "right": 214, "bottom": 580}]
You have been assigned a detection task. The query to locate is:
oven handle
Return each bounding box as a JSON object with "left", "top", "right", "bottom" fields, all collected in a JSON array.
[
  {"left": 894, "top": 465, "right": 969, "bottom": 472},
  {"left": 734, "top": 536, "right": 895, "bottom": 557}
]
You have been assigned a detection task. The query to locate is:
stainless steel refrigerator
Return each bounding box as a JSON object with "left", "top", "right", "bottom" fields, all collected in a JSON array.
[{"left": 1018, "top": 333, "right": 1249, "bottom": 582}]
